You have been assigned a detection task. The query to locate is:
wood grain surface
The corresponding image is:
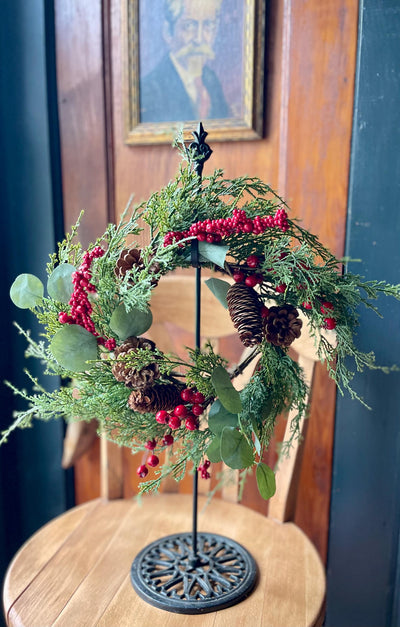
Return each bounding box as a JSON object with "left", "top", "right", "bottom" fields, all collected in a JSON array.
[{"left": 3, "top": 495, "right": 325, "bottom": 627}]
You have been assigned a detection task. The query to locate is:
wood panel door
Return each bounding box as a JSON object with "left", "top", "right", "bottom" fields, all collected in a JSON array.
[{"left": 55, "top": 0, "right": 358, "bottom": 563}]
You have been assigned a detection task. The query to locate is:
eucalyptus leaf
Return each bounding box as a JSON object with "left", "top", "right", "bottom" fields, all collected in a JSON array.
[
  {"left": 205, "top": 278, "right": 231, "bottom": 309},
  {"left": 220, "top": 426, "right": 254, "bottom": 469},
  {"left": 208, "top": 399, "right": 238, "bottom": 434},
  {"left": 198, "top": 241, "right": 228, "bottom": 268},
  {"left": 211, "top": 366, "right": 243, "bottom": 413},
  {"left": 205, "top": 436, "right": 222, "bottom": 463},
  {"left": 256, "top": 462, "right": 276, "bottom": 500},
  {"left": 10, "top": 274, "right": 44, "bottom": 309},
  {"left": 50, "top": 324, "right": 98, "bottom": 372},
  {"left": 251, "top": 417, "right": 262, "bottom": 456},
  {"left": 110, "top": 303, "right": 153, "bottom": 340},
  {"left": 47, "top": 263, "right": 75, "bottom": 303}
]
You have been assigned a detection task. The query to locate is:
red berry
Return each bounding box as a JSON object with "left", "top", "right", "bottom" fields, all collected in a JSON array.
[
  {"left": 320, "top": 301, "right": 334, "bottom": 314},
  {"left": 173, "top": 404, "right": 188, "bottom": 417},
  {"left": 155, "top": 410, "right": 169, "bottom": 424},
  {"left": 147, "top": 454, "right": 159, "bottom": 468},
  {"left": 185, "top": 416, "right": 198, "bottom": 431},
  {"left": 137, "top": 465, "right": 148, "bottom": 478},
  {"left": 246, "top": 255, "right": 259, "bottom": 268},
  {"left": 261, "top": 306, "right": 270, "bottom": 318},
  {"left": 275, "top": 283, "right": 287, "bottom": 293},
  {"left": 104, "top": 338, "right": 116, "bottom": 350},
  {"left": 302, "top": 301, "right": 313, "bottom": 310},
  {"left": 192, "top": 404, "right": 204, "bottom": 417},
  {"left": 323, "top": 317, "right": 337, "bottom": 330},
  {"left": 168, "top": 415, "right": 181, "bottom": 430},
  {"left": 197, "top": 232, "right": 207, "bottom": 241},
  {"left": 181, "top": 388, "right": 194, "bottom": 402},
  {"left": 245, "top": 275, "right": 258, "bottom": 288},
  {"left": 192, "top": 391, "right": 205, "bottom": 404},
  {"left": 203, "top": 460, "right": 211, "bottom": 469},
  {"left": 233, "top": 271, "right": 245, "bottom": 283},
  {"left": 162, "top": 434, "right": 174, "bottom": 446},
  {"left": 145, "top": 439, "right": 157, "bottom": 450}
]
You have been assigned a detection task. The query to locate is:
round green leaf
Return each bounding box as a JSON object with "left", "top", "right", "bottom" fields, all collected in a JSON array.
[
  {"left": 256, "top": 462, "right": 276, "bottom": 500},
  {"left": 50, "top": 324, "right": 98, "bottom": 372},
  {"left": 205, "top": 436, "right": 222, "bottom": 463},
  {"left": 10, "top": 274, "right": 44, "bottom": 309},
  {"left": 208, "top": 399, "right": 238, "bottom": 435},
  {"left": 47, "top": 263, "right": 75, "bottom": 303},
  {"left": 211, "top": 366, "right": 243, "bottom": 414},
  {"left": 198, "top": 241, "right": 228, "bottom": 268},
  {"left": 205, "top": 278, "right": 231, "bottom": 309},
  {"left": 109, "top": 303, "right": 153, "bottom": 340},
  {"left": 220, "top": 426, "right": 254, "bottom": 469}
]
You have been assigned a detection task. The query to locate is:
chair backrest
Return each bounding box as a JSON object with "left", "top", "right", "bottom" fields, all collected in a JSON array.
[{"left": 64, "top": 273, "right": 325, "bottom": 521}]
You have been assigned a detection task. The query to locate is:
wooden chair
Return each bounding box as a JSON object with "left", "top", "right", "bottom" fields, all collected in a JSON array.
[{"left": 3, "top": 274, "right": 328, "bottom": 627}]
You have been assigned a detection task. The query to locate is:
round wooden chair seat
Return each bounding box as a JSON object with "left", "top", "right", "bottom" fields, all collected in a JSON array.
[{"left": 3, "top": 494, "right": 325, "bottom": 627}]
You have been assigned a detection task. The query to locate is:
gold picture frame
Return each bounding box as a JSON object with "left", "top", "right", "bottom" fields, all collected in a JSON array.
[{"left": 123, "top": 0, "right": 266, "bottom": 145}]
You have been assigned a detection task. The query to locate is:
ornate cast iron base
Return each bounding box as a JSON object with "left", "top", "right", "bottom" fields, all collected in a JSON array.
[{"left": 130, "top": 532, "right": 257, "bottom": 614}]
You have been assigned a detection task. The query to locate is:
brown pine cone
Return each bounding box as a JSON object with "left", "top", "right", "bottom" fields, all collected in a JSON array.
[
  {"left": 128, "top": 383, "right": 183, "bottom": 414},
  {"left": 264, "top": 305, "right": 303, "bottom": 347},
  {"left": 112, "top": 336, "right": 160, "bottom": 389},
  {"left": 115, "top": 248, "right": 160, "bottom": 286},
  {"left": 227, "top": 282, "right": 263, "bottom": 346}
]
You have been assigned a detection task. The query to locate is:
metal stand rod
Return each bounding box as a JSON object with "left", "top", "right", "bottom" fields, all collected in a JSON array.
[
  {"left": 189, "top": 123, "right": 209, "bottom": 565},
  {"left": 190, "top": 203, "right": 202, "bottom": 564}
]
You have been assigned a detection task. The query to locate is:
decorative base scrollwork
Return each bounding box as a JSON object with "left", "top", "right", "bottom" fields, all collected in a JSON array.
[{"left": 130, "top": 532, "right": 257, "bottom": 614}]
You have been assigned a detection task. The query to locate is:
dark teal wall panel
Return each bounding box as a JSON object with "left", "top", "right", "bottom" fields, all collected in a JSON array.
[
  {"left": 326, "top": 1, "right": 400, "bottom": 625},
  {"left": 0, "top": 0, "right": 69, "bottom": 603}
]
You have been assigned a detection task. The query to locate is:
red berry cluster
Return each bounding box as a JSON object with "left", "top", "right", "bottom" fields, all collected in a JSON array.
[
  {"left": 58, "top": 246, "right": 116, "bottom": 350},
  {"left": 198, "top": 459, "right": 211, "bottom": 480},
  {"left": 136, "top": 388, "right": 206, "bottom": 479},
  {"left": 155, "top": 389, "right": 205, "bottom": 431},
  {"left": 321, "top": 301, "right": 337, "bottom": 330},
  {"left": 163, "top": 208, "right": 289, "bottom": 247},
  {"left": 301, "top": 299, "right": 337, "bottom": 330},
  {"left": 233, "top": 254, "right": 264, "bottom": 288}
]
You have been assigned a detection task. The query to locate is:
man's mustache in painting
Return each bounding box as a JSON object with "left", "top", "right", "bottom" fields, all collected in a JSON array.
[{"left": 175, "top": 42, "right": 215, "bottom": 61}]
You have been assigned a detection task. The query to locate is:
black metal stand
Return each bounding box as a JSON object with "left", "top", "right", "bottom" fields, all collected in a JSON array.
[{"left": 130, "top": 124, "right": 258, "bottom": 613}]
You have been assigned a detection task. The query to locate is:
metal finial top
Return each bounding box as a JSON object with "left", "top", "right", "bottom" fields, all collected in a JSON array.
[{"left": 189, "top": 122, "right": 213, "bottom": 178}]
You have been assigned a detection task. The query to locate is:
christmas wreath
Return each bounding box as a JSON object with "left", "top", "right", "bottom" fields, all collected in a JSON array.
[{"left": 3, "top": 133, "right": 400, "bottom": 500}]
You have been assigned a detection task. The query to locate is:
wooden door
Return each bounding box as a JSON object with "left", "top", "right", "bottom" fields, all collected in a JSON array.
[{"left": 54, "top": 0, "right": 358, "bottom": 563}]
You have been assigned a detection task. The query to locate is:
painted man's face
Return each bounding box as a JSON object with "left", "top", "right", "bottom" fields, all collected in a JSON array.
[{"left": 166, "top": 0, "right": 220, "bottom": 76}]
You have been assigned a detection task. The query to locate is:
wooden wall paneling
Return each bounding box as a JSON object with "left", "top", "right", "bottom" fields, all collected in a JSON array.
[
  {"left": 55, "top": 0, "right": 110, "bottom": 248},
  {"left": 55, "top": 0, "right": 111, "bottom": 502},
  {"left": 281, "top": 0, "right": 359, "bottom": 562}
]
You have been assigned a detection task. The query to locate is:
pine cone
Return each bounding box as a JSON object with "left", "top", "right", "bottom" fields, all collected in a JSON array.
[
  {"left": 227, "top": 282, "right": 263, "bottom": 346},
  {"left": 264, "top": 305, "right": 303, "bottom": 347},
  {"left": 115, "top": 248, "right": 160, "bottom": 286},
  {"left": 112, "top": 336, "right": 160, "bottom": 388},
  {"left": 128, "top": 383, "right": 183, "bottom": 414}
]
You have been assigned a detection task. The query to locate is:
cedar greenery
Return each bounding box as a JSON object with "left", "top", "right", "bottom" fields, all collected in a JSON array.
[{"left": 3, "top": 147, "right": 400, "bottom": 501}]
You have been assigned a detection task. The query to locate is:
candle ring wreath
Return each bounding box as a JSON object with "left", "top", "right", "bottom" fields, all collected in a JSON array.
[{"left": 4, "top": 134, "right": 400, "bottom": 501}]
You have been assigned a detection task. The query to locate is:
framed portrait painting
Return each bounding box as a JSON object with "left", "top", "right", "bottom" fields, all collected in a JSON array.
[{"left": 123, "top": 0, "right": 266, "bottom": 144}]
